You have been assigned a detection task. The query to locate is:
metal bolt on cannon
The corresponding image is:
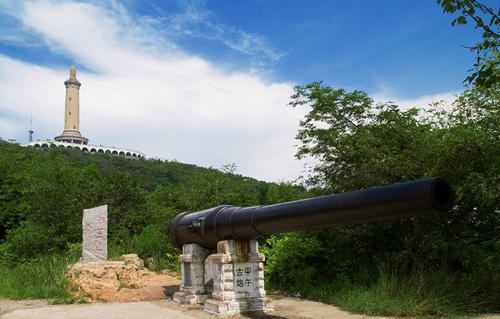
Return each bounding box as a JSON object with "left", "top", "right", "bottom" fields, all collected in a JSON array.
[{"left": 169, "top": 177, "right": 453, "bottom": 315}]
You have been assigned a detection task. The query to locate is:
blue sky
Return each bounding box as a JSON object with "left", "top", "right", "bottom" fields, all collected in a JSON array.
[
  {"left": 0, "top": 0, "right": 492, "bottom": 181},
  {"left": 132, "top": 0, "right": 480, "bottom": 98}
]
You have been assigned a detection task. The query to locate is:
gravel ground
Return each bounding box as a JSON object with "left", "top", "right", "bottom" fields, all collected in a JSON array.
[
  {"left": 0, "top": 299, "right": 49, "bottom": 315},
  {"left": 1, "top": 296, "right": 499, "bottom": 319},
  {"left": 0, "top": 296, "right": 389, "bottom": 319}
]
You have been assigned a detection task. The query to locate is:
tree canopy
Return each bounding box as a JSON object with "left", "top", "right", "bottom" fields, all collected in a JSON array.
[{"left": 437, "top": 0, "right": 499, "bottom": 87}]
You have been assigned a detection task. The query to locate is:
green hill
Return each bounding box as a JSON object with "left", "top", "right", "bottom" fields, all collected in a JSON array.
[{"left": 0, "top": 141, "right": 306, "bottom": 265}]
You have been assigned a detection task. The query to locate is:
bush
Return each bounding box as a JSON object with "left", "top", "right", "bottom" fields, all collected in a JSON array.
[
  {"left": 132, "top": 224, "right": 179, "bottom": 271},
  {"left": 0, "top": 222, "right": 52, "bottom": 265}
]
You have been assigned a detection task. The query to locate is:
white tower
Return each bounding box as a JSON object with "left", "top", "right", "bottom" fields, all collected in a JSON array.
[{"left": 55, "top": 66, "right": 88, "bottom": 144}]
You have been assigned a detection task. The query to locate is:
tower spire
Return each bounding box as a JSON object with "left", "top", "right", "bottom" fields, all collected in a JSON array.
[{"left": 70, "top": 65, "right": 76, "bottom": 79}]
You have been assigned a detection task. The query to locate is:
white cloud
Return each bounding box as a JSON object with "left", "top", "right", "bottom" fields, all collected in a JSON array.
[
  {"left": 373, "top": 91, "right": 458, "bottom": 111},
  {"left": 0, "top": 0, "right": 303, "bottom": 182},
  {"left": 0, "top": 0, "right": 462, "bottom": 183},
  {"left": 371, "top": 79, "right": 458, "bottom": 111}
]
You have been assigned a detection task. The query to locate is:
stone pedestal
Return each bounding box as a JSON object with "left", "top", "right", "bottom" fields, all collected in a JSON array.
[
  {"left": 173, "top": 243, "right": 209, "bottom": 304},
  {"left": 203, "top": 239, "right": 273, "bottom": 315}
]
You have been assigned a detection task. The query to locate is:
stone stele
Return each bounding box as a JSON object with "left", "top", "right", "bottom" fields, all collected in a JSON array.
[{"left": 82, "top": 205, "right": 108, "bottom": 263}]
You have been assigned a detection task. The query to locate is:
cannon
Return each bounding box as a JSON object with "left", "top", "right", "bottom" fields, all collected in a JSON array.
[
  {"left": 168, "top": 177, "right": 453, "bottom": 250},
  {"left": 171, "top": 177, "right": 453, "bottom": 314}
]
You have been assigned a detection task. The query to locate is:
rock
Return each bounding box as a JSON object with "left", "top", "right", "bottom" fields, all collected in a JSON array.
[
  {"left": 65, "top": 254, "right": 181, "bottom": 303},
  {"left": 121, "top": 254, "right": 144, "bottom": 268}
]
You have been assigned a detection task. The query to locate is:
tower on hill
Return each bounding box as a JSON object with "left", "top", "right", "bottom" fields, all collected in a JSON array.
[
  {"left": 54, "top": 66, "right": 89, "bottom": 144},
  {"left": 22, "top": 65, "right": 145, "bottom": 159}
]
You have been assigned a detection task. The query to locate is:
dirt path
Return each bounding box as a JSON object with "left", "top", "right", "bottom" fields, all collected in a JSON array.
[
  {"left": 0, "top": 296, "right": 390, "bottom": 319},
  {"left": 0, "top": 299, "right": 49, "bottom": 315},
  {"left": 2, "top": 297, "right": 499, "bottom": 319}
]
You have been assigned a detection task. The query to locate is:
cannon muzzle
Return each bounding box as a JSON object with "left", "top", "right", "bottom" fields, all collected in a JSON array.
[{"left": 168, "top": 177, "right": 453, "bottom": 249}]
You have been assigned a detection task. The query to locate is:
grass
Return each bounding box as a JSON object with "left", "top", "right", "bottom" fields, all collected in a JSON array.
[
  {"left": 328, "top": 275, "right": 450, "bottom": 318},
  {"left": 269, "top": 267, "right": 499, "bottom": 318},
  {"left": 146, "top": 256, "right": 180, "bottom": 273},
  {"left": 0, "top": 255, "right": 79, "bottom": 303}
]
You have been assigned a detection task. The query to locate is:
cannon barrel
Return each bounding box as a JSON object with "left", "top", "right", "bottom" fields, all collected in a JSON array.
[{"left": 168, "top": 177, "right": 453, "bottom": 249}]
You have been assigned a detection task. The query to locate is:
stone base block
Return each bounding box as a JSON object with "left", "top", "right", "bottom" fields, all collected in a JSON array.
[
  {"left": 173, "top": 291, "right": 208, "bottom": 305},
  {"left": 249, "top": 297, "right": 274, "bottom": 312},
  {"left": 204, "top": 298, "right": 273, "bottom": 315},
  {"left": 259, "top": 297, "right": 274, "bottom": 311},
  {"left": 204, "top": 299, "right": 232, "bottom": 315}
]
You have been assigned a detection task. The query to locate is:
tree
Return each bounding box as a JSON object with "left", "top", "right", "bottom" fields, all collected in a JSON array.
[
  {"left": 437, "top": 0, "right": 499, "bottom": 87},
  {"left": 289, "top": 81, "right": 432, "bottom": 191},
  {"left": 282, "top": 81, "right": 500, "bottom": 311}
]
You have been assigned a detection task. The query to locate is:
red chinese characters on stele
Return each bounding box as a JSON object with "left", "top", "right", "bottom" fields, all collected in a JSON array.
[{"left": 82, "top": 205, "right": 108, "bottom": 263}]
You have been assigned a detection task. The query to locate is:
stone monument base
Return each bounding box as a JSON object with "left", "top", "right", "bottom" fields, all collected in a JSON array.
[
  {"left": 173, "top": 291, "right": 208, "bottom": 305},
  {"left": 204, "top": 297, "right": 273, "bottom": 315},
  {"left": 173, "top": 243, "right": 210, "bottom": 305},
  {"left": 175, "top": 240, "right": 273, "bottom": 315}
]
